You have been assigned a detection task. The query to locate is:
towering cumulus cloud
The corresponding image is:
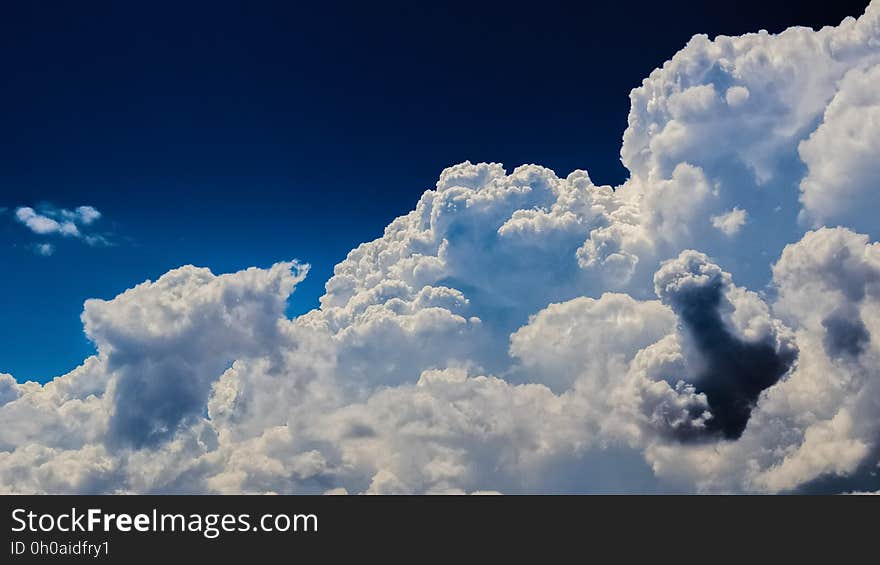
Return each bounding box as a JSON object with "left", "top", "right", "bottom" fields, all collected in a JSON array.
[{"left": 2, "top": 2, "right": 880, "bottom": 493}]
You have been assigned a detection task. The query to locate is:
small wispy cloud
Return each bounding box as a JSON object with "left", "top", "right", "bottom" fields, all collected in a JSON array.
[
  {"left": 710, "top": 207, "right": 748, "bottom": 236},
  {"left": 16, "top": 207, "right": 80, "bottom": 236},
  {"left": 11, "top": 204, "right": 108, "bottom": 254},
  {"left": 34, "top": 243, "right": 55, "bottom": 256}
]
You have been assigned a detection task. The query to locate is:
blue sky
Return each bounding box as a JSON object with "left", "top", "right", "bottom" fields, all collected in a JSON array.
[{"left": 1, "top": 0, "right": 868, "bottom": 383}]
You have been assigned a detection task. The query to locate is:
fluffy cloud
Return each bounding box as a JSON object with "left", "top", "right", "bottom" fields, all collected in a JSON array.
[
  {"left": 2, "top": 2, "right": 880, "bottom": 493},
  {"left": 83, "top": 262, "right": 308, "bottom": 448},
  {"left": 799, "top": 64, "right": 880, "bottom": 233}
]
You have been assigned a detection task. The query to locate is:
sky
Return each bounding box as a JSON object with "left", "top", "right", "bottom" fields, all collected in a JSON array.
[
  {"left": 1, "top": 0, "right": 870, "bottom": 382},
  {"left": 2, "top": 0, "right": 880, "bottom": 495}
]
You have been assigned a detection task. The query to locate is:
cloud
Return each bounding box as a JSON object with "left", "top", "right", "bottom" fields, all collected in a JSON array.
[
  {"left": 798, "top": 64, "right": 880, "bottom": 233},
  {"left": 653, "top": 251, "right": 797, "bottom": 439},
  {"left": 710, "top": 208, "right": 748, "bottom": 237},
  {"left": 0, "top": 375, "right": 19, "bottom": 407},
  {"left": 12, "top": 204, "right": 107, "bottom": 253},
  {"left": 2, "top": 1, "right": 880, "bottom": 493},
  {"left": 34, "top": 243, "right": 55, "bottom": 256},
  {"left": 15, "top": 207, "right": 79, "bottom": 236},
  {"left": 84, "top": 262, "right": 309, "bottom": 448},
  {"left": 71, "top": 206, "right": 101, "bottom": 225},
  {"left": 822, "top": 313, "right": 870, "bottom": 359}
]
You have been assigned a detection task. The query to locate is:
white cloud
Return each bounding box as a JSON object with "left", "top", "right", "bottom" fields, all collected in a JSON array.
[
  {"left": 72, "top": 206, "right": 101, "bottom": 225},
  {"left": 711, "top": 207, "right": 748, "bottom": 236},
  {"left": 83, "top": 262, "right": 309, "bottom": 448},
  {"left": 798, "top": 64, "right": 880, "bottom": 233},
  {"left": 509, "top": 293, "right": 675, "bottom": 394},
  {"left": 725, "top": 86, "right": 750, "bottom": 108},
  {"left": 2, "top": 1, "right": 880, "bottom": 493},
  {"left": 12, "top": 204, "right": 106, "bottom": 253},
  {"left": 15, "top": 207, "right": 78, "bottom": 236}
]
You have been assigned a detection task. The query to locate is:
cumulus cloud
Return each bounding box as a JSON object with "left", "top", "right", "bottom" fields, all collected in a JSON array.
[
  {"left": 84, "top": 262, "right": 309, "bottom": 448},
  {"left": 799, "top": 64, "right": 880, "bottom": 233},
  {"left": 2, "top": 1, "right": 880, "bottom": 494}
]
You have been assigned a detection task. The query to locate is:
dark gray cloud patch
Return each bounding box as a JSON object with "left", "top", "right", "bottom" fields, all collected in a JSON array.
[
  {"left": 822, "top": 312, "right": 870, "bottom": 359},
  {"left": 106, "top": 356, "right": 225, "bottom": 448},
  {"left": 677, "top": 281, "right": 795, "bottom": 439},
  {"left": 656, "top": 253, "right": 797, "bottom": 440}
]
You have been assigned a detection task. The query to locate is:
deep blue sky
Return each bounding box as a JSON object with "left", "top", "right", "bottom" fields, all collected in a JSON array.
[{"left": 1, "top": 0, "right": 869, "bottom": 382}]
